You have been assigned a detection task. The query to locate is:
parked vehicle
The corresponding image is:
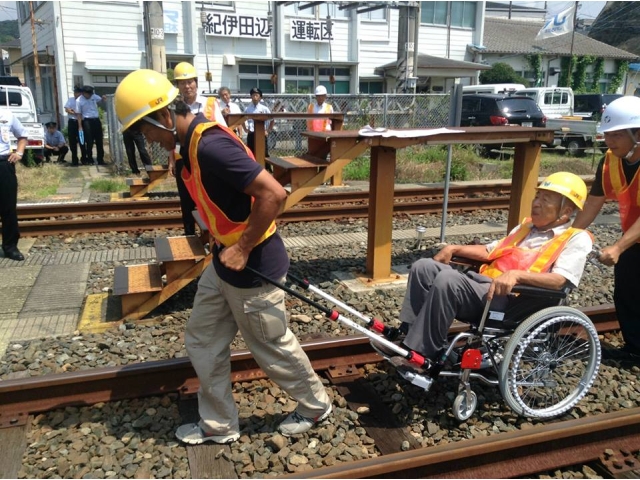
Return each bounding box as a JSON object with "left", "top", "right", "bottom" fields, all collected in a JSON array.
[
  {"left": 513, "top": 87, "right": 573, "bottom": 118},
  {"left": 461, "top": 94, "right": 546, "bottom": 157},
  {"left": 0, "top": 85, "right": 45, "bottom": 156},
  {"left": 462, "top": 83, "right": 525, "bottom": 95},
  {"left": 573, "top": 93, "right": 623, "bottom": 120},
  {"left": 545, "top": 116, "right": 604, "bottom": 156}
]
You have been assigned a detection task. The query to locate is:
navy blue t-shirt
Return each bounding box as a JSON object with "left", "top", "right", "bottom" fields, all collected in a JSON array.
[
  {"left": 591, "top": 153, "right": 640, "bottom": 197},
  {"left": 181, "top": 114, "right": 289, "bottom": 288}
]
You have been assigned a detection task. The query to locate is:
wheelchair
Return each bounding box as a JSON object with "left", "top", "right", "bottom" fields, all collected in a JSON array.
[{"left": 372, "top": 257, "right": 602, "bottom": 421}]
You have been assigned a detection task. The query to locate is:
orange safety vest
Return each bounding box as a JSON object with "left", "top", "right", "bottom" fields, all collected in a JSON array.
[
  {"left": 181, "top": 121, "right": 277, "bottom": 247},
  {"left": 307, "top": 103, "right": 332, "bottom": 131},
  {"left": 479, "top": 217, "right": 585, "bottom": 279},
  {"left": 601, "top": 150, "right": 640, "bottom": 233}
]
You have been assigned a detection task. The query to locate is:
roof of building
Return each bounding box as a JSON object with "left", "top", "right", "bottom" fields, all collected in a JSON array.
[
  {"left": 483, "top": 17, "right": 638, "bottom": 60},
  {"left": 375, "top": 54, "right": 490, "bottom": 73},
  {"left": 0, "top": 38, "right": 21, "bottom": 49}
]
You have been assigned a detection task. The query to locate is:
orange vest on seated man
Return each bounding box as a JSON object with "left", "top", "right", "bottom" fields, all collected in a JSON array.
[
  {"left": 181, "top": 121, "right": 276, "bottom": 247},
  {"left": 479, "top": 217, "right": 588, "bottom": 279},
  {"left": 601, "top": 150, "right": 640, "bottom": 233}
]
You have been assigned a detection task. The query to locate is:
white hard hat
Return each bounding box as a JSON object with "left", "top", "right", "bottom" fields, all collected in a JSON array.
[
  {"left": 598, "top": 96, "right": 640, "bottom": 133},
  {"left": 315, "top": 85, "right": 327, "bottom": 95}
]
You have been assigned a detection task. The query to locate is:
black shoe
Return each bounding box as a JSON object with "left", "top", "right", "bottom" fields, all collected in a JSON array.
[
  {"left": 3, "top": 247, "right": 24, "bottom": 261},
  {"left": 601, "top": 345, "right": 640, "bottom": 363}
]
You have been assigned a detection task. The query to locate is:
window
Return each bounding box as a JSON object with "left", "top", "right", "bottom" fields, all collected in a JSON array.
[
  {"left": 324, "top": 2, "right": 349, "bottom": 19},
  {"left": 543, "top": 91, "right": 570, "bottom": 106},
  {"left": 239, "top": 64, "right": 275, "bottom": 94},
  {"left": 451, "top": 2, "right": 476, "bottom": 28},
  {"left": 18, "top": 1, "right": 43, "bottom": 23},
  {"left": 359, "top": 81, "right": 383, "bottom": 94},
  {"left": 361, "top": 5, "right": 386, "bottom": 21},
  {"left": 283, "top": 65, "right": 351, "bottom": 94},
  {"left": 283, "top": 2, "right": 314, "bottom": 17},
  {"left": 421, "top": 2, "right": 476, "bottom": 28},
  {"left": 421, "top": 1, "right": 447, "bottom": 25}
]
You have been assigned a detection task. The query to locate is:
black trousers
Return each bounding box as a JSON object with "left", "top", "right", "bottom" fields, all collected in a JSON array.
[
  {"left": 175, "top": 160, "right": 196, "bottom": 236},
  {"left": 68, "top": 119, "right": 85, "bottom": 165},
  {"left": 246, "top": 131, "right": 269, "bottom": 159},
  {"left": 82, "top": 117, "right": 104, "bottom": 164},
  {"left": 613, "top": 243, "right": 640, "bottom": 352},
  {"left": 123, "top": 130, "right": 152, "bottom": 174},
  {"left": 44, "top": 145, "right": 69, "bottom": 162},
  {"left": 0, "top": 157, "right": 19, "bottom": 250}
]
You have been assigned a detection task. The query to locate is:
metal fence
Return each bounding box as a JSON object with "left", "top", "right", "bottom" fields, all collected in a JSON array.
[{"left": 105, "top": 93, "right": 451, "bottom": 175}]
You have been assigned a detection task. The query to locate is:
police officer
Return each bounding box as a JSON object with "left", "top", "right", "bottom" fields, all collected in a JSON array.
[
  {"left": 0, "top": 108, "right": 28, "bottom": 261},
  {"left": 64, "top": 86, "right": 85, "bottom": 166},
  {"left": 77, "top": 85, "right": 106, "bottom": 165}
]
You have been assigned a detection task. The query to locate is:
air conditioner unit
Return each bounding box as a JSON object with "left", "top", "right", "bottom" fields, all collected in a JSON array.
[
  {"left": 74, "top": 49, "right": 86, "bottom": 63},
  {"left": 223, "top": 54, "right": 236, "bottom": 66}
]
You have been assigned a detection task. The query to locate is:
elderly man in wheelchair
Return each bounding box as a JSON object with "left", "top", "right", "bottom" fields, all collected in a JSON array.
[{"left": 374, "top": 172, "right": 602, "bottom": 420}]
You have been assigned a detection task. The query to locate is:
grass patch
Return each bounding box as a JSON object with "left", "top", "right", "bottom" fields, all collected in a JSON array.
[
  {"left": 16, "top": 162, "right": 65, "bottom": 201},
  {"left": 90, "top": 178, "right": 127, "bottom": 193},
  {"left": 342, "top": 146, "right": 599, "bottom": 183}
]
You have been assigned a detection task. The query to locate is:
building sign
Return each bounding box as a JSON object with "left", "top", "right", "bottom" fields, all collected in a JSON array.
[
  {"left": 202, "top": 12, "right": 271, "bottom": 38},
  {"left": 164, "top": 8, "right": 181, "bottom": 34},
  {"left": 290, "top": 19, "right": 334, "bottom": 42}
]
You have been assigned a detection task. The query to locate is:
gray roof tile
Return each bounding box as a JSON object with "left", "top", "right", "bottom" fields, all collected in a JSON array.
[{"left": 484, "top": 17, "right": 638, "bottom": 60}]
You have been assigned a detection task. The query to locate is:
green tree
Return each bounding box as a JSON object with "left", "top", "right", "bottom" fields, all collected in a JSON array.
[
  {"left": 479, "top": 63, "right": 528, "bottom": 86},
  {"left": 0, "top": 20, "right": 18, "bottom": 43}
]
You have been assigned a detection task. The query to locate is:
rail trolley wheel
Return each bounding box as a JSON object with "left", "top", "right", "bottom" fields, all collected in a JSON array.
[
  {"left": 453, "top": 391, "right": 477, "bottom": 421},
  {"left": 498, "top": 307, "right": 601, "bottom": 419}
]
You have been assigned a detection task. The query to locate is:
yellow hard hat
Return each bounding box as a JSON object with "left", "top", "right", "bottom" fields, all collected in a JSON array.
[
  {"left": 173, "top": 62, "right": 197, "bottom": 82},
  {"left": 537, "top": 172, "right": 587, "bottom": 210},
  {"left": 115, "top": 69, "right": 179, "bottom": 131}
]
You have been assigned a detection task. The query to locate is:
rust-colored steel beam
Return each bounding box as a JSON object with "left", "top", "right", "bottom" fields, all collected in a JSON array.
[
  {"left": 0, "top": 336, "right": 378, "bottom": 428},
  {"left": 285, "top": 408, "right": 640, "bottom": 479}
]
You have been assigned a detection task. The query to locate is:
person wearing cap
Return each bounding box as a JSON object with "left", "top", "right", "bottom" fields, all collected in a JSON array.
[
  {"left": 393, "top": 173, "right": 592, "bottom": 366},
  {"left": 244, "top": 87, "right": 273, "bottom": 159},
  {"left": 307, "top": 85, "right": 334, "bottom": 132},
  {"left": 169, "top": 62, "right": 227, "bottom": 236},
  {"left": 114, "top": 69, "right": 332, "bottom": 444},
  {"left": 43, "top": 122, "right": 69, "bottom": 164},
  {"left": 76, "top": 85, "right": 107, "bottom": 165},
  {"left": 573, "top": 96, "right": 640, "bottom": 362},
  {"left": 0, "top": 107, "right": 27, "bottom": 261},
  {"left": 64, "top": 86, "right": 85, "bottom": 166}
]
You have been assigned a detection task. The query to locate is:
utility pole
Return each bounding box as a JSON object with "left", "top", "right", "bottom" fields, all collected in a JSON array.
[
  {"left": 395, "top": 3, "right": 419, "bottom": 93},
  {"left": 143, "top": 2, "right": 166, "bottom": 73},
  {"left": 29, "top": 2, "right": 42, "bottom": 108}
]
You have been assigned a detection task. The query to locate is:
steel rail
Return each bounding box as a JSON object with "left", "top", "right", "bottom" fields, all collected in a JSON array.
[
  {"left": 284, "top": 408, "right": 640, "bottom": 479},
  {"left": 0, "top": 306, "right": 618, "bottom": 429},
  {"left": 17, "top": 196, "right": 512, "bottom": 235}
]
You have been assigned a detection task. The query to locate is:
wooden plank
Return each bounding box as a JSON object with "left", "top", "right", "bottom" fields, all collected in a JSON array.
[
  {"left": 509, "top": 142, "right": 541, "bottom": 230},
  {"left": 126, "top": 178, "right": 150, "bottom": 186},
  {"left": 0, "top": 424, "right": 27, "bottom": 479},
  {"left": 113, "top": 264, "right": 163, "bottom": 296},
  {"left": 155, "top": 236, "right": 206, "bottom": 262},
  {"left": 327, "top": 371, "right": 421, "bottom": 455},
  {"left": 267, "top": 155, "right": 326, "bottom": 169},
  {"left": 145, "top": 165, "right": 169, "bottom": 172},
  {"left": 178, "top": 399, "right": 238, "bottom": 479},
  {"left": 366, "top": 146, "right": 396, "bottom": 280}
]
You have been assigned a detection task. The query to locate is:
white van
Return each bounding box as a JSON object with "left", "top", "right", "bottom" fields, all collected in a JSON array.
[
  {"left": 462, "top": 83, "right": 525, "bottom": 95},
  {"left": 513, "top": 87, "right": 574, "bottom": 118},
  {"left": 0, "top": 85, "right": 44, "bottom": 153}
]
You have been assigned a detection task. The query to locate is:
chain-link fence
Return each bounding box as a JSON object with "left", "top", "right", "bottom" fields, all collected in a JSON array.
[{"left": 104, "top": 93, "right": 451, "bottom": 175}]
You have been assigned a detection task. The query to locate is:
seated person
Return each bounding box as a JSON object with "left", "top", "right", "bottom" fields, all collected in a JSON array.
[
  {"left": 399, "top": 172, "right": 593, "bottom": 367},
  {"left": 43, "top": 121, "right": 69, "bottom": 163}
]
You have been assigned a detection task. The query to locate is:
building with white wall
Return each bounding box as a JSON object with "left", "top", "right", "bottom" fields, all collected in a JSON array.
[{"left": 16, "top": 1, "right": 487, "bottom": 124}]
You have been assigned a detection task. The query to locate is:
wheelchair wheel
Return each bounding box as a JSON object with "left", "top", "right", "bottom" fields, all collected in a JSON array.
[
  {"left": 498, "top": 307, "right": 600, "bottom": 419},
  {"left": 453, "top": 391, "right": 477, "bottom": 421}
]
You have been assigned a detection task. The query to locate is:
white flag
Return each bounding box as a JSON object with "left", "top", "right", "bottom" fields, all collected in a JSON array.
[{"left": 536, "top": 3, "right": 576, "bottom": 40}]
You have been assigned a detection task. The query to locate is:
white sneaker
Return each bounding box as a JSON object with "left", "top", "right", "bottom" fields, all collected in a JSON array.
[
  {"left": 175, "top": 423, "right": 240, "bottom": 445},
  {"left": 278, "top": 403, "right": 332, "bottom": 436}
]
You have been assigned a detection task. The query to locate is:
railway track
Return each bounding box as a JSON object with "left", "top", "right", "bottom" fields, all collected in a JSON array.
[
  {"left": 15, "top": 184, "right": 517, "bottom": 236},
  {"left": 1, "top": 304, "right": 630, "bottom": 479}
]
